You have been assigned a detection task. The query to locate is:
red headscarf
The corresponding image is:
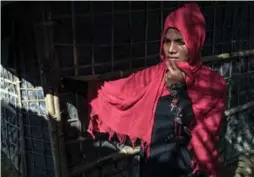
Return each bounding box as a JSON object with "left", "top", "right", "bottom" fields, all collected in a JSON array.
[{"left": 87, "top": 3, "right": 227, "bottom": 177}]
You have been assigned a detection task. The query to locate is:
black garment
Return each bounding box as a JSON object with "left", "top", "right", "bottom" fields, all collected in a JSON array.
[{"left": 140, "top": 85, "right": 195, "bottom": 177}]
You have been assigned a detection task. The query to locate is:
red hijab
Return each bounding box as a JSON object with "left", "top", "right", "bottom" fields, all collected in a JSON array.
[{"left": 88, "top": 3, "right": 227, "bottom": 177}]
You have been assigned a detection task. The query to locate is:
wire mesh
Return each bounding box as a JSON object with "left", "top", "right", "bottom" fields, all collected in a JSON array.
[
  {"left": 207, "top": 55, "right": 254, "bottom": 165},
  {"left": 16, "top": 29, "right": 56, "bottom": 177},
  {"left": 1, "top": 65, "right": 21, "bottom": 173},
  {"left": 19, "top": 59, "right": 55, "bottom": 177}
]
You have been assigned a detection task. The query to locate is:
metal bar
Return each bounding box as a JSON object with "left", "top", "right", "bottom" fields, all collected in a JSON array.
[
  {"left": 249, "top": 3, "right": 252, "bottom": 49},
  {"left": 160, "top": 1, "right": 164, "bottom": 32},
  {"left": 212, "top": 2, "right": 216, "bottom": 54},
  {"left": 71, "top": 3, "right": 84, "bottom": 175},
  {"left": 60, "top": 54, "right": 158, "bottom": 71},
  {"left": 111, "top": 2, "right": 115, "bottom": 71},
  {"left": 53, "top": 39, "right": 253, "bottom": 48},
  {"left": 54, "top": 40, "right": 160, "bottom": 47},
  {"left": 144, "top": 2, "right": 148, "bottom": 67},
  {"left": 90, "top": 1, "right": 95, "bottom": 75},
  {"left": 128, "top": 1, "right": 132, "bottom": 68},
  {"left": 71, "top": 2, "right": 79, "bottom": 77},
  {"left": 49, "top": 3, "right": 241, "bottom": 20},
  {"left": 89, "top": 1, "right": 95, "bottom": 74}
]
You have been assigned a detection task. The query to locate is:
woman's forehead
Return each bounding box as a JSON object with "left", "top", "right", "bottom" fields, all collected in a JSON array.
[{"left": 165, "top": 28, "right": 183, "bottom": 39}]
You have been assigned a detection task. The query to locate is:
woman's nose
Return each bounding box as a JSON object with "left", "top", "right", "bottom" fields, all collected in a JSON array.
[{"left": 168, "top": 43, "right": 177, "bottom": 54}]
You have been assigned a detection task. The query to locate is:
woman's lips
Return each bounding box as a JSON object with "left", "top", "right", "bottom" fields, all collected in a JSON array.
[{"left": 167, "top": 57, "right": 179, "bottom": 60}]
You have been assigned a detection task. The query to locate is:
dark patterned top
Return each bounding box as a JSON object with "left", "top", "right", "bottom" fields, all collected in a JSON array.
[
  {"left": 167, "top": 82, "right": 193, "bottom": 139},
  {"left": 140, "top": 82, "right": 198, "bottom": 177}
]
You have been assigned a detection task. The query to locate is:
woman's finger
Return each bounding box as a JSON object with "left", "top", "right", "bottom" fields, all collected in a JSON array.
[
  {"left": 170, "top": 60, "right": 178, "bottom": 71},
  {"left": 166, "top": 60, "right": 175, "bottom": 73}
]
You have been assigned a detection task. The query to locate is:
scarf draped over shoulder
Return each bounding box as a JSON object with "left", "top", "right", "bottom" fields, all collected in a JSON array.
[{"left": 87, "top": 3, "right": 227, "bottom": 177}]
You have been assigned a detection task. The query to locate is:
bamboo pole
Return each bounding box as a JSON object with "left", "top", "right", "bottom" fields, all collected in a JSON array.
[
  {"left": 34, "top": 4, "right": 62, "bottom": 177},
  {"left": 58, "top": 48, "right": 254, "bottom": 73},
  {"left": 65, "top": 49, "right": 254, "bottom": 82},
  {"left": 70, "top": 2, "right": 85, "bottom": 176},
  {"left": 15, "top": 43, "right": 28, "bottom": 177},
  {"left": 48, "top": 4, "right": 69, "bottom": 177},
  {"left": 45, "top": 93, "right": 60, "bottom": 177},
  {"left": 11, "top": 16, "right": 31, "bottom": 176},
  {"left": 53, "top": 92, "right": 69, "bottom": 177},
  {"left": 69, "top": 146, "right": 140, "bottom": 177},
  {"left": 224, "top": 101, "right": 254, "bottom": 117}
]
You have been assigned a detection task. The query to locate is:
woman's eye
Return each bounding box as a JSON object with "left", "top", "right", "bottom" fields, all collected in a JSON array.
[
  {"left": 164, "top": 39, "right": 170, "bottom": 44},
  {"left": 176, "top": 40, "right": 185, "bottom": 45}
]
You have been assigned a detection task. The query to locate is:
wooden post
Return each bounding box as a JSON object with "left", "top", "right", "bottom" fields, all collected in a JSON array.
[
  {"left": 13, "top": 18, "right": 28, "bottom": 176},
  {"left": 33, "top": 3, "right": 68, "bottom": 177}
]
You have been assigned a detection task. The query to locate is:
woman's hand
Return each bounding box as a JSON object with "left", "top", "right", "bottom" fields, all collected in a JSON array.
[{"left": 164, "top": 60, "right": 185, "bottom": 88}]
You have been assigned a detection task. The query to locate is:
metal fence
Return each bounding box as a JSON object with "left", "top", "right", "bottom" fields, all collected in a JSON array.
[{"left": 1, "top": 65, "right": 23, "bottom": 174}]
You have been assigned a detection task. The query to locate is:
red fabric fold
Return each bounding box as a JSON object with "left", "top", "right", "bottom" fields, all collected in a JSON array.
[{"left": 87, "top": 3, "right": 227, "bottom": 177}]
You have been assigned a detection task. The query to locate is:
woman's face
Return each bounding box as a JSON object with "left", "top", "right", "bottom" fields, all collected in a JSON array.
[{"left": 163, "top": 28, "right": 189, "bottom": 62}]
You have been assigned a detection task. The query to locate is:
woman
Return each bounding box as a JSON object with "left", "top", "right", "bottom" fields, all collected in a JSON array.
[{"left": 88, "top": 3, "right": 227, "bottom": 177}]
